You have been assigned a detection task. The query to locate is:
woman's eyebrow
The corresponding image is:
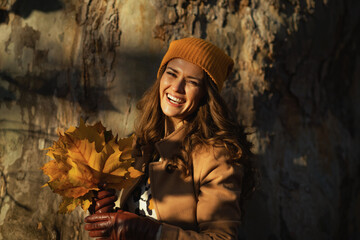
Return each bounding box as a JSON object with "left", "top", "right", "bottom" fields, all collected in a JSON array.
[
  {"left": 167, "top": 66, "right": 202, "bottom": 81},
  {"left": 167, "top": 67, "right": 178, "bottom": 73},
  {"left": 187, "top": 76, "right": 202, "bottom": 81}
]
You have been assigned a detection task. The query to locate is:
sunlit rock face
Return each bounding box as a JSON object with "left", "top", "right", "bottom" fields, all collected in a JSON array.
[{"left": 0, "top": 0, "right": 359, "bottom": 239}]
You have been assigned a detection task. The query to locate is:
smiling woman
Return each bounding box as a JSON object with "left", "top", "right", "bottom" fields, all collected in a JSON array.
[{"left": 83, "top": 37, "right": 257, "bottom": 240}]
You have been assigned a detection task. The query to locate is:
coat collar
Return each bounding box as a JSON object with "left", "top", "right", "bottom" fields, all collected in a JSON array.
[
  {"left": 155, "top": 122, "right": 187, "bottom": 160},
  {"left": 131, "top": 122, "right": 188, "bottom": 172}
]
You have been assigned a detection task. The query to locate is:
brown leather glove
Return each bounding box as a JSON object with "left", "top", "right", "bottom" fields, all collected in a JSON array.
[
  {"left": 84, "top": 210, "right": 161, "bottom": 240},
  {"left": 89, "top": 188, "right": 117, "bottom": 214}
]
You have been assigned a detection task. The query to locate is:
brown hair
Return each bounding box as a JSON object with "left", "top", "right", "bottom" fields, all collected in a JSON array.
[{"left": 134, "top": 70, "right": 258, "bottom": 203}]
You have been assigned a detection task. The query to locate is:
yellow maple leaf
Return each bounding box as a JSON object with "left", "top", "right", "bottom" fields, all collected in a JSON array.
[
  {"left": 59, "top": 192, "right": 94, "bottom": 214},
  {"left": 67, "top": 119, "right": 106, "bottom": 152},
  {"left": 41, "top": 119, "right": 143, "bottom": 214},
  {"left": 102, "top": 139, "right": 123, "bottom": 174}
]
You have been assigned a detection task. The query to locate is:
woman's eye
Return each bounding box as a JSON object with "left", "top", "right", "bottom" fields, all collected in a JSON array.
[
  {"left": 166, "top": 71, "right": 176, "bottom": 77},
  {"left": 187, "top": 80, "right": 199, "bottom": 86}
]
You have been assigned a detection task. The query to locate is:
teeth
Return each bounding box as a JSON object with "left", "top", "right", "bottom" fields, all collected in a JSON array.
[{"left": 167, "top": 94, "right": 183, "bottom": 104}]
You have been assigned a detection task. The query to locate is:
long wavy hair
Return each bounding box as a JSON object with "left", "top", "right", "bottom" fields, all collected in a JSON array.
[{"left": 134, "top": 69, "right": 258, "bottom": 205}]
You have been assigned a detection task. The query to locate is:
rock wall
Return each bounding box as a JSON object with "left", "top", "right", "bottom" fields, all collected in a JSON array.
[{"left": 0, "top": 0, "right": 359, "bottom": 239}]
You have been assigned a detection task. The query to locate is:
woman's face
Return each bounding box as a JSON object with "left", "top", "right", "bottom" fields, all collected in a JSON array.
[{"left": 159, "top": 58, "right": 205, "bottom": 125}]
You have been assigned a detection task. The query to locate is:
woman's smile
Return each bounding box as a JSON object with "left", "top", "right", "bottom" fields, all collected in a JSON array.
[{"left": 166, "top": 93, "right": 185, "bottom": 105}]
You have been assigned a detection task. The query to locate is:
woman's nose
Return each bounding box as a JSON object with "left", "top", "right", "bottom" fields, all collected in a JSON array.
[{"left": 171, "top": 78, "right": 185, "bottom": 93}]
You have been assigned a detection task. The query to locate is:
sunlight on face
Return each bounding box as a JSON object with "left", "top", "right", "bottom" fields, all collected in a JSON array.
[{"left": 159, "top": 58, "right": 205, "bottom": 125}]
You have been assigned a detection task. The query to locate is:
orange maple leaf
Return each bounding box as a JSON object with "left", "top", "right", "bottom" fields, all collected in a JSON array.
[{"left": 41, "top": 119, "right": 142, "bottom": 213}]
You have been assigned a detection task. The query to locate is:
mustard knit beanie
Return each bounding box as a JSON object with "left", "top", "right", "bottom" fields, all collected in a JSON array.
[{"left": 157, "top": 37, "right": 234, "bottom": 91}]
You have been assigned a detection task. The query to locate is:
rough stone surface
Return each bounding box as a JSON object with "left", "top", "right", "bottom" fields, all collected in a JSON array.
[{"left": 0, "top": 0, "right": 359, "bottom": 239}]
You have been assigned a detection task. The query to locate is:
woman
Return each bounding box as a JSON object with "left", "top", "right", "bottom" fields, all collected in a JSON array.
[{"left": 84, "top": 37, "right": 257, "bottom": 240}]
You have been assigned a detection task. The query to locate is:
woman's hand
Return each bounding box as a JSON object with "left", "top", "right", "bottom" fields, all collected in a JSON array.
[
  {"left": 84, "top": 210, "right": 161, "bottom": 240},
  {"left": 89, "top": 188, "right": 117, "bottom": 214}
]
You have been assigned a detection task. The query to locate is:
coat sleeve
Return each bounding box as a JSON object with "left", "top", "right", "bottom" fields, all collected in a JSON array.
[{"left": 159, "top": 146, "right": 243, "bottom": 240}]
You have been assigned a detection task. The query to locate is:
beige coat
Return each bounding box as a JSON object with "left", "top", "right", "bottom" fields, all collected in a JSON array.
[{"left": 121, "top": 124, "right": 243, "bottom": 240}]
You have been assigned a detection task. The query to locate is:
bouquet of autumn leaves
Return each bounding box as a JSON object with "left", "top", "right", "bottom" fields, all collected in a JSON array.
[{"left": 41, "top": 119, "right": 142, "bottom": 213}]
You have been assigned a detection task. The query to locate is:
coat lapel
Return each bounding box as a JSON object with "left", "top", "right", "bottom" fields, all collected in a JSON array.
[
  {"left": 120, "top": 124, "right": 189, "bottom": 210},
  {"left": 155, "top": 123, "right": 187, "bottom": 159}
]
